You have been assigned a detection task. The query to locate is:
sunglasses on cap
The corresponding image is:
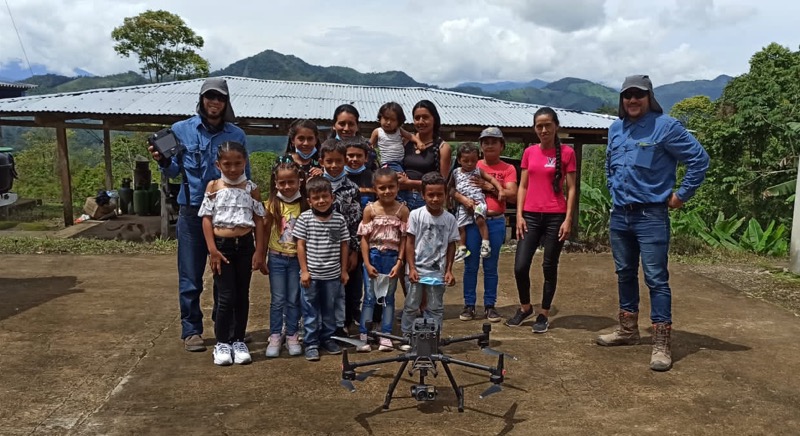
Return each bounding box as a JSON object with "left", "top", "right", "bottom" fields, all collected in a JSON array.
[
  {"left": 622, "top": 89, "right": 648, "bottom": 100},
  {"left": 203, "top": 91, "right": 228, "bottom": 102}
]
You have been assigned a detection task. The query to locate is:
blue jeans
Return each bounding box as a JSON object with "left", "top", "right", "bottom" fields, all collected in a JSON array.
[
  {"left": 360, "top": 248, "right": 399, "bottom": 334},
  {"left": 401, "top": 282, "right": 445, "bottom": 334},
  {"left": 463, "top": 216, "right": 506, "bottom": 308},
  {"left": 300, "top": 278, "right": 341, "bottom": 348},
  {"left": 609, "top": 205, "right": 672, "bottom": 324},
  {"left": 398, "top": 189, "right": 425, "bottom": 211},
  {"left": 176, "top": 206, "right": 209, "bottom": 339},
  {"left": 268, "top": 252, "right": 301, "bottom": 336}
]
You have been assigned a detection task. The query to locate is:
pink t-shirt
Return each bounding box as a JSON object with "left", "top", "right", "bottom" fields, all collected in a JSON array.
[
  {"left": 520, "top": 144, "right": 576, "bottom": 213},
  {"left": 477, "top": 160, "right": 517, "bottom": 214}
]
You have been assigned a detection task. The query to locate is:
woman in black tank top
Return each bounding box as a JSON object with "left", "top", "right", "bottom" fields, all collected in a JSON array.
[{"left": 398, "top": 100, "right": 452, "bottom": 210}]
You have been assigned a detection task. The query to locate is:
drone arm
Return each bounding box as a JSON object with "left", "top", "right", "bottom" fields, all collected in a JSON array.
[
  {"left": 371, "top": 331, "right": 407, "bottom": 343},
  {"left": 347, "top": 354, "right": 410, "bottom": 371},
  {"left": 439, "top": 332, "right": 487, "bottom": 346},
  {"left": 437, "top": 355, "right": 495, "bottom": 374}
]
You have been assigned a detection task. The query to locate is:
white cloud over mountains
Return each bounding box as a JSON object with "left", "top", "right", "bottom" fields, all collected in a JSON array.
[{"left": 0, "top": 0, "right": 796, "bottom": 87}]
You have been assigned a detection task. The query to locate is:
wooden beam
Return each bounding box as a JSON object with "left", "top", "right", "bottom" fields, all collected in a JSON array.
[
  {"left": 160, "top": 172, "right": 169, "bottom": 240},
  {"left": 103, "top": 129, "right": 113, "bottom": 190},
  {"left": 56, "top": 127, "right": 73, "bottom": 227},
  {"left": 571, "top": 141, "right": 584, "bottom": 241}
]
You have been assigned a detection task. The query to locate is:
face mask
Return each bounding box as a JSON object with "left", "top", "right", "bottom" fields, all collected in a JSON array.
[
  {"left": 296, "top": 148, "right": 317, "bottom": 160},
  {"left": 222, "top": 174, "right": 247, "bottom": 185},
  {"left": 311, "top": 204, "right": 334, "bottom": 217},
  {"left": 344, "top": 165, "right": 366, "bottom": 175},
  {"left": 323, "top": 170, "right": 346, "bottom": 183},
  {"left": 277, "top": 191, "right": 301, "bottom": 203}
]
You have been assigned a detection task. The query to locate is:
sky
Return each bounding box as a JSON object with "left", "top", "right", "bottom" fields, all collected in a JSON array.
[{"left": 0, "top": 0, "right": 797, "bottom": 87}]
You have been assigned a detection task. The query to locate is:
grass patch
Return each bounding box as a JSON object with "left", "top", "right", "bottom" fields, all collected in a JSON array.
[
  {"left": 15, "top": 222, "right": 59, "bottom": 231},
  {"left": 0, "top": 236, "right": 177, "bottom": 255},
  {"left": 0, "top": 221, "right": 19, "bottom": 230}
]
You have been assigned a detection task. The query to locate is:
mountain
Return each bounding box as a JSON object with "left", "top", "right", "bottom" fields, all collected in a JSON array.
[
  {"left": 211, "top": 49, "right": 428, "bottom": 87},
  {"left": 0, "top": 60, "right": 92, "bottom": 82},
  {"left": 456, "top": 79, "right": 549, "bottom": 92},
  {"left": 653, "top": 75, "right": 733, "bottom": 112},
  {"left": 24, "top": 72, "right": 147, "bottom": 95}
]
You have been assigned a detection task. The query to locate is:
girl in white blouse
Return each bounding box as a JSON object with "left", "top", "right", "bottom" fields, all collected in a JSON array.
[{"left": 199, "top": 141, "right": 266, "bottom": 366}]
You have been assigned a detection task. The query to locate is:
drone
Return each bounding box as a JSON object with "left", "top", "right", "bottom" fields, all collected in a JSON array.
[{"left": 332, "top": 317, "right": 515, "bottom": 413}]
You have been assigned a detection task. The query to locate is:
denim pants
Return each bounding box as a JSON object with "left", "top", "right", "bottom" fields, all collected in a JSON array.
[
  {"left": 398, "top": 189, "right": 425, "bottom": 211},
  {"left": 513, "top": 212, "right": 566, "bottom": 310},
  {"left": 268, "top": 252, "right": 301, "bottom": 336},
  {"left": 401, "top": 282, "right": 445, "bottom": 334},
  {"left": 212, "top": 233, "right": 254, "bottom": 344},
  {"left": 176, "top": 206, "right": 209, "bottom": 339},
  {"left": 301, "top": 278, "right": 341, "bottom": 348},
  {"left": 609, "top": 205, "right": 672, "bottom": 324},
  {"left": 463, "top": 215, "right": 506, "bottom": 308},
  {"left": 360, "top": 248, "right": 399, "bottom": 334}
]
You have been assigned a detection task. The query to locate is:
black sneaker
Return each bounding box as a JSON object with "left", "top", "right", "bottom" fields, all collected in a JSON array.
[
  {"left": 459, "top": 305, "right": 476, "bottom": 321},
  {"left": 484, "top": 306, "right": 502, "bottom": 323},
  {"left": 532, "top": 314, "right": 549, "bottom": 334},
  {"left": 505, "top": 307, "right": 534, "bottom": 327},
  {"left": 322, "top": 340, "right": 342, "bottom": 355}
]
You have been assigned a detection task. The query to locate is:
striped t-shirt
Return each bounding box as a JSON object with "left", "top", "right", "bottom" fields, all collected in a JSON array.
[{"left": 292, "top": 210, "right": 349, "bottom": 280}]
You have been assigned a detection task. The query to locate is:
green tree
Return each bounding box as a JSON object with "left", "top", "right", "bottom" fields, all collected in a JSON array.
[{"left": 111, "top": 10, "right": 210, "bottom": 83}]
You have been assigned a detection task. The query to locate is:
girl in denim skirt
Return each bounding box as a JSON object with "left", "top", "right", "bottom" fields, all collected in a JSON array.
[{"left": 199, "top": 141, "right": 266, "bottom": 366}]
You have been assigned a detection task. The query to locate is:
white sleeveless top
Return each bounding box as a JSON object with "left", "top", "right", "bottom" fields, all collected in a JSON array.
[
  {"left": 198, "top": 180, "right": 266, "bottom": 228},
  {"left": 377, "top": 128, "right": 405, "bottom": 163}
]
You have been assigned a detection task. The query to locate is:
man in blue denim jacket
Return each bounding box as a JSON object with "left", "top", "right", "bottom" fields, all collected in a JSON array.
[
  {"left": 149, "top": 77, "right": 248, "bottom": 352},
  {"left": 597, "top": 75, "right": 709, "bottom": 372}
]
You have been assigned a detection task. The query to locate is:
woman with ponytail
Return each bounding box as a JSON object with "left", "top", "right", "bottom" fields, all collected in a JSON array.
[{"left": 506, "top": 107, "right": 576, "bottom": 334}]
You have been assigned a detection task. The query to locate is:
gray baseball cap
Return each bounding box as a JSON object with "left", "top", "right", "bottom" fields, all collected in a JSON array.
[
  {"left": 618, "top": 74, "right": 663, "bottom": 118},
  {"left": 479, "top": 126, "right": 505, "bottom": 140},
  {"left": 197, "top": 77, "right": 236, "bottom": 123}
]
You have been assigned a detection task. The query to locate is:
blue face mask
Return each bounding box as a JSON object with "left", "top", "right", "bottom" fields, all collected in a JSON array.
[
  {"left": 296, "top": 148, "right": 317, "bottom": 160},
  {"left": 344, "top": 165, "right": 366, "bottom": 175},
  {"left": 323, "top": 170, "right": 346, "bottom": 182}
]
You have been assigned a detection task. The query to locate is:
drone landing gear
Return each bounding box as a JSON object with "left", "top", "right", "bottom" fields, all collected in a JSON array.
[{"left": 381, "top": 359, "right": 466, "bottom": 412}]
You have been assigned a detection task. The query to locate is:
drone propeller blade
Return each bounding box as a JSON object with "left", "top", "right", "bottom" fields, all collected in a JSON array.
[
  {"left": 340, "top": 379, "right": 356, "bottom": 393},
  {"left": 479, "top": 384, "right": 502, "bottom": 399},
  {"left": 356, "top": 368, "right": 379, "bottom": 381},
  {"left": 481, "top": 347, "right": 519, "bottom": 361},
  {"left": 331, "top": 335, "right": 368, "bottom": 348}
]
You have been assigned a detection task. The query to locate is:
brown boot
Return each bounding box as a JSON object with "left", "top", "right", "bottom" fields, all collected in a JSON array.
[
  {"left": 596, "top": 310, "right": 640, "bottom": 346},
  {"left": 650, "top": 323, "right": 672, "bottom": 371}
]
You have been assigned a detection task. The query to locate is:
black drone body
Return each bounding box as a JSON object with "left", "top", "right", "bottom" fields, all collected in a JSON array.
[{"left": 333, "top": 317, "right": 510, "bottom": 412}]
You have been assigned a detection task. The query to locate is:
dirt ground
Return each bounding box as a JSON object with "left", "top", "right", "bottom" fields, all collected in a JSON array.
[{"left": 1, "top": 253, "right": 799, "bottom": 436}]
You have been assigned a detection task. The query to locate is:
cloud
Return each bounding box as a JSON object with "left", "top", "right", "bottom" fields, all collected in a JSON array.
[{"left": 496, "top": 0, "right": 607, "bottom": 32}]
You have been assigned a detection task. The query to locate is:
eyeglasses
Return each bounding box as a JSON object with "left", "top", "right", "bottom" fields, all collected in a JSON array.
[
  {"left": 203, "top": 92, "right": 227, "bottom": 102},
  {"left": 622, "top": 89, "right": 648, "bottom": 100}
]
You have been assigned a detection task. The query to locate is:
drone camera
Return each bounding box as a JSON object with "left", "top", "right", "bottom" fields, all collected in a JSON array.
[{"left": 411, "top": 384, "right": 437, "bottom": 401}]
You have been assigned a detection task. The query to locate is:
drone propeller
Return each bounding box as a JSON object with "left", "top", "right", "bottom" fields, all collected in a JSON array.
[
  {"left": 479, "top": 384, "right": 503, "bottom": 399},
  {"left": 339, "top": 368, "right": 380, "bottom": 393},
  {"left": 481, "top": 347, "right": 519, "bottom": 361},
  {"left": 331, "top": 335, "right": 368, "bottom": 348},
  {"left": 340, "top": 379, "right": 356, "bottom": 393}
]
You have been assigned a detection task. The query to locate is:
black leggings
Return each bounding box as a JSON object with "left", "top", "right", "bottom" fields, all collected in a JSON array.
[
  {"left": 514, "top": 212, "right": 566, "bottom": 310},
  {"left": 213, "top": 233, "right": 254, "bottom": 343}
]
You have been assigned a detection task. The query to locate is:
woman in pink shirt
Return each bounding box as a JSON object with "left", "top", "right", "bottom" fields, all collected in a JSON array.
[{"left": 505, "top": 107, "right": 577, "bottom": 334}]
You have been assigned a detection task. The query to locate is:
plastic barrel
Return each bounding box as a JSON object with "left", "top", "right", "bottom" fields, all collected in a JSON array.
[{"left": 133, "top": 189, "right": 150, "bottom": 216}]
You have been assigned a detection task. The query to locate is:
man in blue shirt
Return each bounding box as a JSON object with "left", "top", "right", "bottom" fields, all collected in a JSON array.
[
  {"left": 149, "top": 77, "right": 248, "bottom": 352},
  {"left": 597, "top": 75, "right": 709, "bottom": 372}
]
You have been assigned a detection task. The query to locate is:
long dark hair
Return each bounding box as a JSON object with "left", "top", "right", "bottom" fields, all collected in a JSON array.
[
  {"left": 285, "top": 119, "right": 320, "bottom": 154},
  {"left": 533, "top": 107, "right": 562, "bottom": 193},
  {"left": 412, "top": 99, "right": 443, "bottom": 174},
  {"left": 331, "top": 104, "right": 360, "bottom": 138},
  {"left": 378, "top": 102, "right": 407, "bottom": 125},
  {"left": 267, "top": 157, "right": 308, "bottom": 225}
]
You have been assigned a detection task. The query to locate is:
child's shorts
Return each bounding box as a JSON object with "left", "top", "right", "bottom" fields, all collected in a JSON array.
[{"left": 456, "top": 201, "right": 487, "bottom": 227}]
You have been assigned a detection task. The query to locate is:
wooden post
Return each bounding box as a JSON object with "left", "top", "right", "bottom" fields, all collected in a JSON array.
[
  {"left": 103, "top": 128, "right": 113, "bottom": 190},
  {"left": 56, "top": 127, "right": 73, "bottom": 227},
  {"left": 571, "top": 140, "right": 583, "bottom": 241},
  {"left": 160, "top": 172, "right": 169, "bottom": 239}
]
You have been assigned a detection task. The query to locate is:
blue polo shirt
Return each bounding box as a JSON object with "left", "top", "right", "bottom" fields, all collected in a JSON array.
[
  {"left": 605, "top": 111, "right": 709, "bottom": 207},
  {"left": 160, "top": 115, "right": 249, "bottom": 206}
]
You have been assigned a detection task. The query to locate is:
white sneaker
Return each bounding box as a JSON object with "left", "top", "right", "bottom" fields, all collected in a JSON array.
[
  {"left": 357, "top": 333, "right": 371, "bottom": 353},
  {"left": 378, "top": 337, "right": 394, "bottom": 352},
  {"left": 232, "top": 341, "right": 251, "bottom": 364},
  {"left": 454, "top": 246, "right": 470, "bottom": 263},
  {"left": 399, "top": 343, "right": 412, "bottom": 352},
  {"left": 266, "top": 333, "right": 282, "bottom": 358},
  {"left": 285, "top": 333, "right": 303, "bottom": 356},
  {"left": 480, "top": 240, "right": 491, "bottom": 258},
  {"left": 213, "top": 343, "right": 233, "bottom": 366}
]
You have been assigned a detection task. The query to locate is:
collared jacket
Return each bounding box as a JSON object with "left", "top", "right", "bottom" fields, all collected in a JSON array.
[
  {"left": 160, "top": 115, "right": 249, "bottom": 206},
  {"left": 606, "top": 111, "right": 709, "bottom": 207}
]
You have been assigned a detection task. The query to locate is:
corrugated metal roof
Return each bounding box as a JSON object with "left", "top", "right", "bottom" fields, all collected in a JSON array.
[
  {"left": 0, "top": 76, "right": 614, "bottom": 129},
  {"left": 0, "top": 81, "right": 36, "bottom": 89}
]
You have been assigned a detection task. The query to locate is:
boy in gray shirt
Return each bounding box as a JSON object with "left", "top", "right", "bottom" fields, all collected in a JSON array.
[{"left": 401, "top": 172, "right": 460, "bottom": 345}]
